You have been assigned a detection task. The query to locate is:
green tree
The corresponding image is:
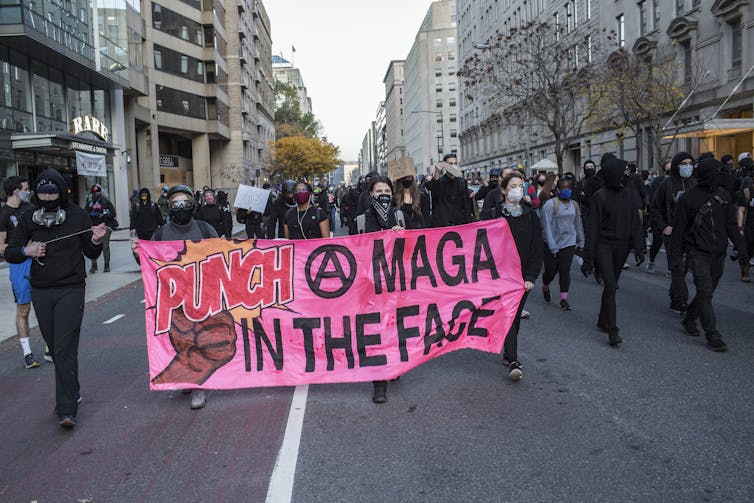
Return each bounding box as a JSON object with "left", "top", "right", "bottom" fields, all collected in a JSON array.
[{"left": 273, "top": 80, "right": 319, "bottom": 138}]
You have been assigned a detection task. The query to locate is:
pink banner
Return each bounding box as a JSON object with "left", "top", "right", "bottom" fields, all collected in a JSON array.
[{"left": 138, "top": 220, "right": 524, "bottom": 390}]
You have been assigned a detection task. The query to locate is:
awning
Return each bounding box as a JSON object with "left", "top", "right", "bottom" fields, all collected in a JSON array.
[
  {"left": 663, "top": 118, "right": 754, "bottom": 139},
  {"left": 9, "top": 133, "right": 115, "bottom": 155}
]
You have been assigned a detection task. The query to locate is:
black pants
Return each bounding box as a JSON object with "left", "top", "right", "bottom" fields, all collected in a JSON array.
[
  {"left": 686, "top": 252, "right": 725, "bottom": 338},
  {"left": 32, "top": 286, "right": 85, "bottom": 417},
  {"left": 91, "top": 227, "right": 111, "bottom": 269},
  {"left": 245, "top": 221, "right": 264, "bottom": 239},
  {"left": 503, "top": 291, "right": 529, "bottom": 363},
  {"left": 648, "top": 230, "right": 664, "bottom": 263},
  {"left": 595, "top": 243, "right": 629, "bottom": 334},
  {"left": 745, "top": 226, "right": 754, "bottom": 259},
  {"left": 543, "top": 245, "right": 576, "bottom": 293},
  {"left": 669, "top": 252, "right": 690, "bottom": 308}
]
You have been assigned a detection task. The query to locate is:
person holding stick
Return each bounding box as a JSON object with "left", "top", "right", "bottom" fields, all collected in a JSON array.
[{"left": 4, "top": 169, "right": 106, "bottom": 429}]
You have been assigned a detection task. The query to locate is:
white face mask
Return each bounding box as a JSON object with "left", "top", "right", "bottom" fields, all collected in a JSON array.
[
  {"left": 679, "top": 164, "right": 694, "bottom": 179},
  {"left": 17, "top": 190, "right": 31, "bottom": 203},
  {"left": 507, "top": 186, "right": 524, "bottom": 202}
]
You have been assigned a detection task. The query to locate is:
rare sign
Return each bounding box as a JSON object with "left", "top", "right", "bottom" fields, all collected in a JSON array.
[{"left": 138, "top": 220, "right": 525, "bottom": 390}]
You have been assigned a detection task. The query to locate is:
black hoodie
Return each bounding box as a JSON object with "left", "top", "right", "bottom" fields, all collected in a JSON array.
[
  {"left": 670, "top": 158, "right": 746, "bottom": 261},
  {"left": 583, "top": 158, "right": 643, "bottom": 265},
  {"left": 650, "top": 152, "right": 696, "bottom": 230},
  {"left": 129, "top": 187, "right": 163, "bottom": 238},
  {"left": 4, "top": 168, "right": 102, "bottom": 288}
]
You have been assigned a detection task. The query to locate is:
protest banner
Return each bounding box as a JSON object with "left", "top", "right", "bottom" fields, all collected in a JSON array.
[
  {"left": 138, "top": 220, "right": 525, "bottom": 390},
  {"left": 233, "top": 184, "right": 270, "bottom": 213}
]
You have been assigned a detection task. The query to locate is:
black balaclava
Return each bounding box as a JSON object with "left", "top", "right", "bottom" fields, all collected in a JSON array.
[
  {"left": 696, "top": 158, "right": 723, "bottom": 189},
  {"left": 34, "top": 168, "right": 68, "bottom": 211},
  {"left": 602, "top": 157, "right": 628, "bottom": 191}
]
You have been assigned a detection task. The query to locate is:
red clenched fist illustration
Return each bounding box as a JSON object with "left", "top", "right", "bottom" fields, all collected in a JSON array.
[{"left": 152, "top": 307, "right": 237, "bottom": 386}]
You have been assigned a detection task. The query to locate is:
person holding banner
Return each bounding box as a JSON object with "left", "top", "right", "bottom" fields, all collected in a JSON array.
[
  {"left": 132, "top": 184, "right": 218, "bottom": 409},
  {"left": 389, "top": 157, "right": 429, "bottom": 230},
  {"left": 4, "top": 169, "right": 107, "bottom": 428},
  {"left": 482, "top": 172, "right": 542, "bottom": 380},
  {"left": 283, "top": 182, "right": 330, "bottom": 239},
  {"left": 357, "top": 175, "right": 406, "bottom": 402}
]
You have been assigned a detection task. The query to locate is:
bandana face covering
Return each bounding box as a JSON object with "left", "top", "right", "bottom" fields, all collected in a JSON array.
[{"left": 372, "top": 194, "right": 393, "bottom": 228}]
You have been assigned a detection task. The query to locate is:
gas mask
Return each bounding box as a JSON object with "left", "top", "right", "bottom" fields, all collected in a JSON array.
[{"left": 32, "top": 208, "right": 66, "bottom": 228}]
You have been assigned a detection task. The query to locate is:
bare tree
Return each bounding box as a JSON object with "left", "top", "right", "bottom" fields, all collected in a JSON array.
[
  {"left": 596, "top": 48, "right": 709, "bottom": 167},
  {"left": 459, "top": 21, "right": 611, "bottom": 174}
]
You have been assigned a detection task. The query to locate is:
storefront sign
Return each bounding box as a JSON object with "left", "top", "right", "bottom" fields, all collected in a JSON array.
[
  {"left": 76, "top": 151, "right": 107, "bottom": 176},
  {"left": 159, "top": 155, "right": 180, "bottom": 168},
  {"left": 71, "top": 115, "right": 109, "bottom": 142},
  {"left": 70, "top": 141, "right": 107, "bottom": 155}
]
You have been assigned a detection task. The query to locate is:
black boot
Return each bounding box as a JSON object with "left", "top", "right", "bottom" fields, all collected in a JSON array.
[
  {"left": 608, "top": 329, "right": 622, "bottom": 346},
  {"left": 372, "top": 381, "right": 387, "bottom": 404}
]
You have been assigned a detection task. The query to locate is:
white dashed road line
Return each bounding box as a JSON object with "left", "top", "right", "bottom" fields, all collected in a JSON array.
[
  {"left": 265, "top": 384, "right": 309, "bottom": 503},
  {"left": 103, "top": 314, "right": 125, "bottom": 324}
]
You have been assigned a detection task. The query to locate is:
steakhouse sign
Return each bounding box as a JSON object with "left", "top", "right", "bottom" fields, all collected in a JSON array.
[{"left": 138, "top": 220, "right": 525, "bottom": 390}]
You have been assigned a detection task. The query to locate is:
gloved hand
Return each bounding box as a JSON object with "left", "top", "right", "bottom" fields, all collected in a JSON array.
[{"left": 581, "top": 261, "right": 593, "bottom": 278}]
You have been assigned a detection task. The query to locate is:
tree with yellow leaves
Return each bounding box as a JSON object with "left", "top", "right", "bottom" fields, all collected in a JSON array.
[{"left": 270, "top": 136, "right": 341, "bottom": 180}]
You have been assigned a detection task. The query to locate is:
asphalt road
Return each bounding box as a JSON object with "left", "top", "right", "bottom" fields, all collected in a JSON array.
[{"left": 1, "top": 241, "right": 753, "bottom": 502}]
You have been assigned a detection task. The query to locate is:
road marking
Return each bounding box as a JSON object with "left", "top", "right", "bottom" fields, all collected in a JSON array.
[
  {"left": 103, "top": 314, "right": 125, "bottom": 324},
  {"left": 140, "top": 299, "right": 145, "bottom": 304},
  {"left": 265, "top": 384, "right": 309, "bottom": 503}
]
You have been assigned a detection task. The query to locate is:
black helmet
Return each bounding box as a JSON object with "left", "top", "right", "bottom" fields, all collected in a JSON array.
[
  {"left": 281, "top": 180, "right": 297, "bottom": 195},
  {"left": 167, "top": 184, "right": 194, "bottom": 199}
]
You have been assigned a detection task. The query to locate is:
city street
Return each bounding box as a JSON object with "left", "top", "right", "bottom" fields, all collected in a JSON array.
[{"left": 1, "top": 232, "right": 753, "bottom": 502}]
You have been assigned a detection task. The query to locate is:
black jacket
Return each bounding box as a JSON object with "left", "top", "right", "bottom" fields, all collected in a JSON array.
[
  {"left": 482, "top": 202, "right": 542, "bottom": 283},
  {"left": 195, "top": 204, "right": 231, "bottom": 238},
  {"left": 670, "top": 185, "right": 745, "bottom": 260},
  {"left": 583, "top": 188, "right": 644, "bottom": 265},
  {"left": 426, "top": 175, "right": 471, "bottom": 227},
  {"left": 129, "top": 189, "right": 163, "bottom": 238},
  {"left": 650, "top": 174, "right": 696, "bottom": 230},
  {"left": 5, "top": 169, "right": 102, "bottom": 288}
]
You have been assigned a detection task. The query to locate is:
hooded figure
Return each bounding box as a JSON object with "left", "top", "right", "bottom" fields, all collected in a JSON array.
[
  {"left": 670, "top": 158, "right": 748, "bottom": 351},
  {"left": 266, "top": 180, "right": 297, "bottom": 238},
  {"left": 3, "top": 168, "right": 105, "bottom": 428},
  {"left": 582, "top": 157, "right": 644, "bottom": 346},
  {"left": 195, "top": 188, "right": 231, "bottom": 238},
  {"left": 129, "top": 187, "right": 163, "bottom": 240}
]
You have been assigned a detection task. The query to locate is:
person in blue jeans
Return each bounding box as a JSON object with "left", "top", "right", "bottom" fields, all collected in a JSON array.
[{"left": 540, "top": 178, "right": 584, "bottom": 311}]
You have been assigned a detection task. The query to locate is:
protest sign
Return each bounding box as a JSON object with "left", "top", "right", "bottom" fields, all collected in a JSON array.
[
  {"left": 138, "top": 220, "right": 524, "bottom": 390},
  {"left": 233, "top": 184, "right": 269, "bottom": 213}
]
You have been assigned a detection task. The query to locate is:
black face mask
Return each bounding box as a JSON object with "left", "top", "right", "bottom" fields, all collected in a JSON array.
[
  {"left": 39, "top": 198, "right": 61, "bottom": 211},
  {"left": 489, "top": 179, "right": 499, "bottom": 189},
  {"left": 401, "top": 179, "right": 413, "bottom": 189},
  {"left": 169, "top": 208, "right": 193, "bottom": 225},
  {"left": 584, "top": 168, "right": 595, "bottom": 177},
  {"left": 537, "top": 179, "right": 546, "bottom": 186}
]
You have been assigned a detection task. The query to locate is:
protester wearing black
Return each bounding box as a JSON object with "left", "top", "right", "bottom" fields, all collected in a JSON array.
[
  {"left": 426, "top": 155, "right": 471, "bottom": 227},
  {"left": 671, "top": 159, "right": 749, "bottom": 351},
  {"left": 481, "top": 172, "right": 542, "bottom": 380},
  {"left": 357, "top": 176, "right": 406, "bottom": 401},
  {"left": 646, "top": 160, "right": 671, "bottom": 272},
  {"left": 268, "top": 180, "right": 297, "bottom": 239},
  {"left": 236, "top": 189, "right": 271, "bottom": 240},
  {"left": 283, "top": 182, "right": 329, "bottom": 240},
  {"left": 650, "top": 152, "right": 696, "bottom": 311},
  {"left": 195, "top": 189, "right": 231, "bottom": 238},
  {"left": 581, "top": 157, "right": 644, "bottom": 346},
  {"left": 394, "top": 175, "right": 429, "bottom": 229},
  {"left": 356, "top": 171, "right": 380, "bottom": 216},
  {"left": 474, "top": 167, "right": 502, "bottom": 203},
  {"left": 85, "top": 184, "right": 117, "bottom": 273},
  {"left": 216, "top": 190, "right": 234, "bottom": 237},
  {"left": 736, "top": 176, "right": 754, "bottom": 282},
  {"left": 129, "top": 188, "right": 163, "bottom": 240},
  {"left": 342, "top": 179, "right": 363, "bottom": 235},
  {"left": 5, "top": 169, "right": 106, "bottom": 428}
]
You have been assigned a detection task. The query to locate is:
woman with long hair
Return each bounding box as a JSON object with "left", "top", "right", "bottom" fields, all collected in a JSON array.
[{"left": 393, "top": 174, "right": 429, "bottom": 229}]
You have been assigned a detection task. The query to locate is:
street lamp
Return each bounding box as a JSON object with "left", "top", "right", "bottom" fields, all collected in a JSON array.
[{"left": 410, "top": 109, "right": 444, "bottom": 172}]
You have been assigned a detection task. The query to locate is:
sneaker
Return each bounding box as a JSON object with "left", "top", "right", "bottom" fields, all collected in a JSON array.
[
  {"left": 58, "top": 415, "right": 77, "bottom": 428},
  {"left": 508, "top": 361, "right": 523, "bottom": 381},
  {"left": 681, "top": 313, "right": 700, "bottom": 337},
  {"left": 372, "top": 382, "right": 387, "bottom": 404},
  {"left": 622, "top": 262, "right": 630, "bottom": 270},
  {"left": 24, "top": 353, "right": 39, "bottom": 369},
  {"left": 608, "top": 331, "right": 622, "bottom": 346},
  {"left": 707, "top": 337, "right": 728, "bottom": 352},
  {"left": 542, "top": 287, "right": 551, "bottom": 303},
  {"left": 645, "top": 261, "right": 655, "bottom": 274},
  {"left": 44, "top": 346, "right": 53, "bottom": 362},
  {"left": 190, "top": 389, "right": 206, "bottom": 409},
  {"left": 669, "top": 302, "right": 687, "bottom": 314},
  {"left": 103, "top": 265, "right": 110, "bottom": 273},
  {"left": 89, "top": 266, "right": 97, "bottom": 274},
  {"left": 520, "top": 310, "right": 531, "bottom": 319},
  {"left": 560, "top": 299, "right": 571, "bottom": 311},
  {"left": 664, "top": 271, "right": 672, "bottom": 279}
]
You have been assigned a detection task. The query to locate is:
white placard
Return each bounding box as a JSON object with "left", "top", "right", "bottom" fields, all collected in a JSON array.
[{"left": 233, "top": 184, "right": 270, "bottom": 213}]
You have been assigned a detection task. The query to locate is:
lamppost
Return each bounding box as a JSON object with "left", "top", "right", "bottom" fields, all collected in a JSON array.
[{"left": 410, "top": 109, "right": 444, "bottom": 173}]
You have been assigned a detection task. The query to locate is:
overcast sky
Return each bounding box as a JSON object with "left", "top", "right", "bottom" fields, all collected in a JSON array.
[{"left": 265, "top": 0, "right": 435, "bottom": 161}]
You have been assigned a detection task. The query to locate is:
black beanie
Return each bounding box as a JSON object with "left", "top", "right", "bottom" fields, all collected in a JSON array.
[{"left": 696, "top": 158, "right": 723, "bottom": 187}]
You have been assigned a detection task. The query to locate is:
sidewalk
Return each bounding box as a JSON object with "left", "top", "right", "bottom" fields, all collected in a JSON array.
[{"left": 0, "top": 224, "right": 246, "bottom": 344}]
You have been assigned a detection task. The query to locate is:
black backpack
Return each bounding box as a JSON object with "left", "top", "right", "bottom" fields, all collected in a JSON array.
[{"left": 689, "top": 193, "right": 727, "bottom": 250}]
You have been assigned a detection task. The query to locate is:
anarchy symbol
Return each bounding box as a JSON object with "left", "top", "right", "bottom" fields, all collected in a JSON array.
[{"left": 305, "top": 244, "right": 357, "bottom": 299}]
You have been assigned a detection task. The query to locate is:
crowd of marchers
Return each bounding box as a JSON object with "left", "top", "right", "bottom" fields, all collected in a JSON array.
[{"left": 1, "top": 148, "right": 751, "bottom": 428}]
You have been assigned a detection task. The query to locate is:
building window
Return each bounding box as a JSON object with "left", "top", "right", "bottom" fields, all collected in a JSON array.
[
  {"left": 639, "top": 1, "right": 648, "bottom": 35},
  {"left": 152, "top": 3, "right": 204, "bottom": 46},
  {"left": 449, "top": 81, "right": 456, "bottom": 92},
  {"left": 435, "top": 78, "right": 443, "bottom": 92},
  {"left": 448, "top": 66, "right": 456, "bottom": 75},
  {"left": 675, "top": 0, "right": 684, "bottom": 16},
  {"left": 436, "top": 98, "right": 443, "bottom": 108},
  {"left": 450, "top": 128, "right": 457, "bottom": 138},
  {"left": 448, "top": 51, "right": 456, "bottom": 61},
  {"left": 653, "top": 0, "right": 660, "bottom": 30},
  {"left": 450, "top": 113, "right": 457, "bottom": 122},
  {"left": 447, "top": 36, "right": 456, "bottom": 46},
  {"left": 435, "top": 53, "right": 443, "bottom": 62},
  {"left": 566, "top": 2, "right": 573, "bottom": 33},
  {"left": 617, "top": 14, "right": 625, "bottom": 47},
  {"left": 683, "top": 42, "right": 692, "bottom": 84},
  {"left": 586, "top": 0, "right": 591, "bottom": 19},
  {"left": 555, "top": 12, "right": 560, "bottom": 40},
  {"left": 449, "top": 97, "right": 456, "bottom": 107},
  {"left": 435, "top": 67, "right": 442, "bottom": 77},
  {"left": 731, "top": 20, "right": 742, "bottom": 69},
  {"left": 434, "top": 38, "right": 442, "bottom": 50}
]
